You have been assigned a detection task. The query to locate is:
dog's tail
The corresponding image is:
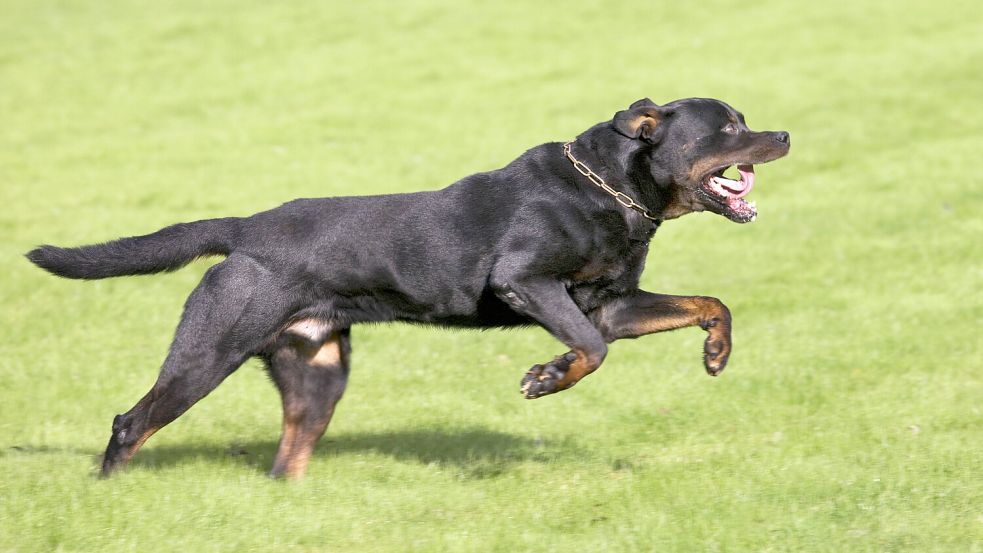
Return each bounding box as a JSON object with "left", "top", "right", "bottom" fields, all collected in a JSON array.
[{"left": 25, "top": 217, "right": 241, "bottom": 280}]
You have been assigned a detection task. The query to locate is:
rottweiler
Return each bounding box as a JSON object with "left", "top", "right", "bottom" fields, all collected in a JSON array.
[{"left": 27, "top": 97, "right": 790, "bottom": 478}]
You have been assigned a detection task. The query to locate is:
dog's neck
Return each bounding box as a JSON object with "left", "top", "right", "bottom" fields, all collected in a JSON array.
[{"left": 572, "top": 126, "right": 671, "bottom": 229}]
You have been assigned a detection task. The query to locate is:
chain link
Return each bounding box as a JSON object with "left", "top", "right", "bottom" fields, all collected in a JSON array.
[{"left": 562, "top": 141, "right": 661, "bottom": 223}]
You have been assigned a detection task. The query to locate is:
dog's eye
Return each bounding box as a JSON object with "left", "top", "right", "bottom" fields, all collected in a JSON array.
[{"left": 722, "top": 123, "right": 739, "bottom": 135}]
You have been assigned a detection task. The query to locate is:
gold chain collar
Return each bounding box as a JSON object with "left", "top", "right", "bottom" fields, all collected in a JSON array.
[{"left": 562, "top": 141, "right": 661, "bottom": 224}]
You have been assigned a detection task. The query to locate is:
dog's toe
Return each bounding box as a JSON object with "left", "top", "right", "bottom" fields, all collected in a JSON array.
[
  {"left": 520, "top": 365, "right": 543, "bottom": 396},
  {"left": 520, "top": 353, "right": 577, "bottom": 399}
]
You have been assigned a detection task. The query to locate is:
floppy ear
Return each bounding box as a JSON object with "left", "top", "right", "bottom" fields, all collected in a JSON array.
[{"left": 613, "top": 99, "right": 672, "bottom": 144}]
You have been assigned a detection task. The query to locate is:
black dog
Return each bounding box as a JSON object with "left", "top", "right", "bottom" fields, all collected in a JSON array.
[{"left": 27, "top": 98, "right": 789, "bottom": 478}]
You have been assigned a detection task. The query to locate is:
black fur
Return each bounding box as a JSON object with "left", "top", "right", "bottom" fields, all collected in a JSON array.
[
  {"left": 27, "top": 97, "right": 789, "bottom": 478},
  {"left": 26, "top": 218, "right": 239, "bottom": 279}
]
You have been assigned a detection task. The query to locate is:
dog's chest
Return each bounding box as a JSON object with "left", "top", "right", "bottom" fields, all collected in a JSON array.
[
  {"left": 565, "top": 238, "right": 649, "bottom": 307},
  {"left": 570, "top": 256, "right": 625, "bottom": 283}
]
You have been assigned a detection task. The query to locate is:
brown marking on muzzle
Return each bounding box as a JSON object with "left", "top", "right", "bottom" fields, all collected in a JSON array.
[{"left": 687, "top": 136, "right": 790, "bottom": 183}]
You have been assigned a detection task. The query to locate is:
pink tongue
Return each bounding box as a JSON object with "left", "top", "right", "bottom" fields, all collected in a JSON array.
[{"left": 735, "top": 164, "right": 755, "bottom": 198}]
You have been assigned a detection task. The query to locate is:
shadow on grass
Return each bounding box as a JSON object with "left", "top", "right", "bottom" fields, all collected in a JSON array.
[
  {"left": 3, "top": 444, "right": 93, "bottom": 456},
  {"left": 120, "top": 427, "right": 582, "bottom": 479}
]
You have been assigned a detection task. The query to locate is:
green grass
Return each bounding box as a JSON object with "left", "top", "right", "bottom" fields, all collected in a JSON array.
[{"left": 2, "top": 0, "right": 981, "bottom": 550}]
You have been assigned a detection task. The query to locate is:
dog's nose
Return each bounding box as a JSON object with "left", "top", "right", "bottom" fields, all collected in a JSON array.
[{"left": 774, "top": 131, "right": 790, "bottom": 144}]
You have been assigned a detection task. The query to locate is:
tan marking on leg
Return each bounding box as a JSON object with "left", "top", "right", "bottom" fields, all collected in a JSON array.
[
  {"left": 632, "top": 310, "right": 699, "bottom": 334},
  {"left": 622, "top": 297, "right": 726, "bottom": 336},
  {"left": 308, "top": 337, "right": 342, "bottom": 367},
  {"left": 270, "top": 331, "right": 347, "bottom": 478},
  {"left": 273, "top": 416, "right": 333, "bottom": 479},
  {"left": 272, "top": 418, "right": 299, "bottom": 476},
  {"left": 282, "top": 434, "right": 318, "bottom": 479},
  {"left": 554, "top": 349, "right": 602, "bottom": 390},
  {"left": 120, "top": 427, "right": 160, "bottom": 465}
]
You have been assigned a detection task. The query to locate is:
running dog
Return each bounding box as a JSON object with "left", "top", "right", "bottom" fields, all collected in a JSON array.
[{"left": 27, "top": 97, "right": 790, "bottom": 478}]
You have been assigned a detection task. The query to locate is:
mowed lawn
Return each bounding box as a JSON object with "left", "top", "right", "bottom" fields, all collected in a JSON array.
[{"left": 1, "top": 1, "right": 981, "bottom": 551}]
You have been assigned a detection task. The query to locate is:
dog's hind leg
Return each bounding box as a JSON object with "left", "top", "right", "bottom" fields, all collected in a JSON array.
[
  {"left": 266, "top": 325, "right": 350, "bottom": 479},
  {"left": 100, "top": 255, "right": 290, "bottom": 477}
]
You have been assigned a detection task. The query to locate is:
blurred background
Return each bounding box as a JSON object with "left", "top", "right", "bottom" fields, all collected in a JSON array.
[{"left": 1, "top": 1, "right": 980, "bottom": 551}]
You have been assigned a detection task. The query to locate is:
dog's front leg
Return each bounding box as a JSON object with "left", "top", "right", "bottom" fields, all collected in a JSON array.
[
  {"left": 491, "top": 276, "right": 607, "bottom": 399},
  {"left": 592, "top": 290, "right": 732, "bottom": 376}
]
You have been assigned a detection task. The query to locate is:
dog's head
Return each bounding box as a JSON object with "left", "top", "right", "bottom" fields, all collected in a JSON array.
[{"left": 613, "top": 98, "right": 790, "bottom": 223}]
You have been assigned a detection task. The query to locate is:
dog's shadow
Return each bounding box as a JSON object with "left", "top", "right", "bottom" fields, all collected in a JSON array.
[{"left": 127, "top": 427, "right": 578, "bottom": 479}]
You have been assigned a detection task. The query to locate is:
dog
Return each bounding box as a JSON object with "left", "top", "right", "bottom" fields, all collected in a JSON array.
[{"left": 27, "top": 97, "right": 790, "bottom": 478}]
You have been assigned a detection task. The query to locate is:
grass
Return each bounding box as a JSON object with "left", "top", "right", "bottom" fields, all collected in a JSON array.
[{"left": 1, "top": 0, "right": 981, "bottom": 550}]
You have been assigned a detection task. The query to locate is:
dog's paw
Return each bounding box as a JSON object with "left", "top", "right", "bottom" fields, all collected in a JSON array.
[
  {"left": 703, "top": 335, "right": 731, "bottom": 376},
  {"left": 520, "top": 352, "right": 577, "bottom": 399}
]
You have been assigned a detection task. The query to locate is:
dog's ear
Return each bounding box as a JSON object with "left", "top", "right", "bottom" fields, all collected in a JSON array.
[{"left": 613, "top": 99, "right": 673, "bottom": 144}]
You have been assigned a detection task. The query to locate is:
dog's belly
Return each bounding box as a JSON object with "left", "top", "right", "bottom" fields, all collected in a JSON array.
[{"left": 285, "top": 284, "right": 531, "bottom": 331}]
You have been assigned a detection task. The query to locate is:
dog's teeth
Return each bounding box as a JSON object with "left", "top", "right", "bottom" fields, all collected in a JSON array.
[{"left": 750, "top": 214, "right": 757, "bottom": 222}]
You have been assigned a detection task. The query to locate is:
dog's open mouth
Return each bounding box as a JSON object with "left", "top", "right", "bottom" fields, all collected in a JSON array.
[{"left": 701, "top": 164, "right": 757, "bottom": 223}]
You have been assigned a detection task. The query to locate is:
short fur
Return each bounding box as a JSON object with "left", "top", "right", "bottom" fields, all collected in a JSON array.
[{"left": 27, "top": 97, "right": 789, "bottom": 478}]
